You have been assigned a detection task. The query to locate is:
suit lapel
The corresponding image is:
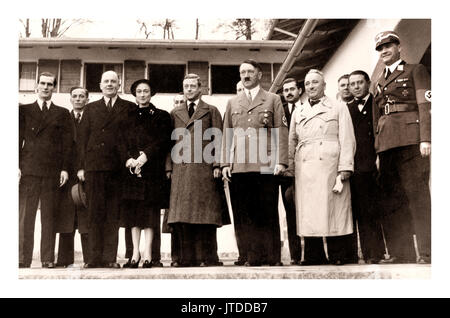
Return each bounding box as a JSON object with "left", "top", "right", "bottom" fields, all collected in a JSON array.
[
  {"left": 381, "top": 61, "right": 406, "bottom": 89},
  {"left": 36, "top": 102, "right": 58, "bottom": 134},
  {"left": 100, "top": 96, "right": 128, "bottom": 129}
]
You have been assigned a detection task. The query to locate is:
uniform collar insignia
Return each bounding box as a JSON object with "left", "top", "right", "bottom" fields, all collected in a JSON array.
[{"left": 397, "top": 64, "right": 404, "bottom": 71}]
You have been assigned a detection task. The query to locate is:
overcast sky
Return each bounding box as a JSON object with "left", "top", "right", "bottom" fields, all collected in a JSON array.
[{"left": 19, "top": 18, "right": 272, "bottom": 40}]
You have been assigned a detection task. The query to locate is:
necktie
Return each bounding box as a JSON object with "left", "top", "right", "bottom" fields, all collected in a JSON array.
[
  {"left": 248, "top": 91, "right": 252, "bottom": 103},
  {"left": 76, "top": 112, "right": 82, "bottom": 123},
  {"left": 188, "top": 102, "right": 195, "bottom": 118},
  {"left": 291, "top": 103, "right": 296, "bottom": 114},
  {"left": 309, "top": 99, "right": 320, "bottom": 107},
  {"left": 42, "top": 101, "right": 48, "bottom": 112},
  {"left": 107, "top": 98, "right": 112, "bottom": 112},
  {"left": 357, "top": 99, "right": 365, "bottom": 112},
  {"left": 385, "top": 68, "right": 392, "bottom": 79}
]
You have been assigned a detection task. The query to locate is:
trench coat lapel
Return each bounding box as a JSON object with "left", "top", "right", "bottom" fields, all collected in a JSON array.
[
  {"left": 302, "top": 97, "right": 329, "bottom": 125},
  {"left": 186, "top": 100, "right": 210, "bottom": 128},
  {"left": 173, "top": 106, "right": 190, "bottom": 126}
]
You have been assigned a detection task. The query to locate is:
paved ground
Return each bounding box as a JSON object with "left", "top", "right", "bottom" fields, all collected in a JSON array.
[{"left": 18, "top": 259, "right": 430, "bottom": 279}]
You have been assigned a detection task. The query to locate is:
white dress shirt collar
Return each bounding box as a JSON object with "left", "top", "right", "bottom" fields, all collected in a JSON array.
[
  {"left": 244, "top": 85, "right": 260, "bottom": 101},
  {"left": 386, "top": 59, "right": 403, "bottom": 76},
  {"left": 104, "top": 95, "right": 118, "bottom": 107},
  {"left": 37, "top": 98, "right": 51, "bottom": 110},
  {"left": 187, "top": 99, "right": 200, "bottom": 112}
]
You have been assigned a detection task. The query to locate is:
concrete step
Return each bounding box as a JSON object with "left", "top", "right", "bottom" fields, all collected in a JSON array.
[{"left": 19, "top": 260, "right": 430, "bottom": 279}]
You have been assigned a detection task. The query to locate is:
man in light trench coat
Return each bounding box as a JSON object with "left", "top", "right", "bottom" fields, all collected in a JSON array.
[{"left": 287, "top": 69, "right": 356, "bottom": 265}]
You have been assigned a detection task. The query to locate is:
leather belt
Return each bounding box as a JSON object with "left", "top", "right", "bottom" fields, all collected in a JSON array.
[{"left": 381, "top": 103, "right": 417, "bottom": 115}]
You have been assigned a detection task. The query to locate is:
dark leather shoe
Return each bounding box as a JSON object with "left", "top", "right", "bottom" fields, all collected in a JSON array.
[
  {"left": 19, "top": 263, "right": 30, "bottom": 268},
  {"left": 105, "top": 262, "right": 121, "bottom": 269},
  {"left": 199, "top": 262, "right": 208, "bottom": 267},
  {"left": 417, "top": 257, "right": 431, "bottom": 264},
  {"left": 122, "top": 258, "right": 132, "bottom": 268},
  {"left": 171, "top": 261, "right": 180, "bottom": 267},
  {"left": 84, "top": 263, "right": 99, "bottom": 269},
  {"left": 129, "top": 256, "right": 141, "bottom": 269},
  {"left": 330, "top": 259, "right": 344, "bottom": 266},
  {"left": 244, "top": 261, "right": 261, "bottom": 267},
  {"left": 142, "top": 260, "right": 152, "bottom": 268},
  {"left": 365, "top": 258, "right": 381, "bottom": 265},
  {"left": 301, "top": 260, "right": 329, "bottom": 266},
  {"left": 290, "top": 260, "right": 300, "bottom": 265},
  {"left": 42, "top": 262, "right": 55, "bottom": 268},
  {"left": 151, "top": 260, "right": 163, "bottom": 267},
  {"left": 234, "top": 260, "right": 246, "bottom": 266},
  {"left": 209, "top": 261, "right": 224, "bottom": 266},
  {"left": 269, "top": 262, "right": 283, "bottom": 266}
]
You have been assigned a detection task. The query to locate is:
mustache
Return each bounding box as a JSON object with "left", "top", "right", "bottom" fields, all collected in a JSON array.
[
  {"left": 244, "top": 77, "right": 250, "bottom": 82},
  {"left": 287, "top": 94, "right": 293, "bottom": 98}
]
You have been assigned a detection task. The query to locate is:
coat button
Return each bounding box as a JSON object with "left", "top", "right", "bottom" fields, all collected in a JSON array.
[
  {"left": 319, "top": 142, "right": 322, "bottom": 145},
  {"left": 248, "top": 118, "right": 251, "bottom": 122},
  {"left": 32, "top": 127, "right": 34, "bottom": 130},
  {"left": 248, "top": 111, "right": 252, "bottom": 114}
]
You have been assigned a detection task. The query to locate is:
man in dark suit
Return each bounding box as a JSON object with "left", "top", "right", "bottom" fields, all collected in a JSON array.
[
  {"left": 19, "top": 72, "right": 73, "bottom": 268},
  {"left": 280, "top": 78, "right": 302, "bottom": 265},
  {"left": 372, "top": 31, "right": 431, "bottom": 264},
  {"left": 222, "top": 59, "right": 288, "bottom": 266},
  {"left": 55, "top": 87, "right": 90, "bottom": 268},
  {"left": 346, "top": 70, "right": 386, "bottom": 264},
  {"left": 77, "top": 71, "right": 135, "bottom": 268}
]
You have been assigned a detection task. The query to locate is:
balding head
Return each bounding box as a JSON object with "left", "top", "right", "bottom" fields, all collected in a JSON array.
[
  {"left": 304, "top": 69, "right": 326, "bottom": 100},
  {"left": 100, "top": 71, "right": 120, "bottom": 98}
]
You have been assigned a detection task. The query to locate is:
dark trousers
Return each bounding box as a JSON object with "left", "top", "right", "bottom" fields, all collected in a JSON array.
[
  {"left": 230, "top": 173, "right": 281, "bottom": 265},
  {"left": 281, "top": 179, "right": 302, "bottom": 262},
  {"left": 170, "top": 228, "right": 182, "bottom": 263},
  {"left": 303, "top": 235, "right": 352, "bottom": 263},
  {"left": 57, "top": 232, "right": 89, "bottom": 265},
  {"left": 125, "top": 216, "right": 161, "bottom": 261},
  {"left": 348, "top": 171, "right": 386, "bottom": 261},
  {"left": 171, "top": 223, "right": 218, "bottom": 265},
  {"left": 379, "top": 145, "right": 431, "bottom": 261},
  {"left": 19, "top": 175, "right": 57, "bottom": 265},
  {"left": 85, "top": 171, "right": 120, "bottom": 265}
]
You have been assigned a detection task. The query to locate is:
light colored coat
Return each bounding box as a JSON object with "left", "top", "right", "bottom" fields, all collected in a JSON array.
[{"left": 288, "top": 96, "right": 356, "bottom": 236}]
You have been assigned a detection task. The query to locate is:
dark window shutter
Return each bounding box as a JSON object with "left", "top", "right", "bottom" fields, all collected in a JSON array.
[
  {"left": 124, "top": 60, "right": 146, "bottom": 94},
  {"left": 260, "top": 63, "right": 272, "bottom": 91},
  {"left": 187, "top": 61, "right": 209, "bottom": 95},
  {"left": 38, "top": 59, "right": 59, "bottom": 79},
  {"left": 59, "top": 60, "right": 81, "bottom": 93}
]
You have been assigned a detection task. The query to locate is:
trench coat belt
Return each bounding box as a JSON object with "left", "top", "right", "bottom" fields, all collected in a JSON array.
[
  {"left": 296, "top": 135, "right": 338, "bottom": 152},
  {"left": 380, "top": 103, "right": 417, "bottom": 115}
]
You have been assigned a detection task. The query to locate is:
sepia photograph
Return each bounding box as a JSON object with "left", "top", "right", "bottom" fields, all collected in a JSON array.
[{"left": 3, "top": 0, "right": 449, "bottom": 299}]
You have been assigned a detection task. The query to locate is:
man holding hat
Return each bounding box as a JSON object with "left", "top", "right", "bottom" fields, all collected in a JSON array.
[
  {"left": 55, "top": 87, "right": 90, "bottom": 268},
  {"left": 373, "top": 31, "right": 431, "bottom": 264}
]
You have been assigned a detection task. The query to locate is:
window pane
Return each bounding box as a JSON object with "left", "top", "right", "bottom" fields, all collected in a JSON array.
[
  {"left": 211, "top": 65, "right": 240, "bottom": 94},
  {"left": 85, "top": 63, "right": 103, "bottom": 93},
  {"left": 148, "top": 64, "right": 185, "bottom": 94},
  {"left": 19, "top": 62, "right": 37, "bottom": 91}
]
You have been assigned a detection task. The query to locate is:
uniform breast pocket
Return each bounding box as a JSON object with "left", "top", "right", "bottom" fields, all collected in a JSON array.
[
  {"left": 395, "top": 81, "right": 414, "bottom": 98},
  {"left": 258, "top": 110, "right": 274, "bottom": 128},
  {"left": 231, "top": 110, "right": 242, "bottom": 127}
]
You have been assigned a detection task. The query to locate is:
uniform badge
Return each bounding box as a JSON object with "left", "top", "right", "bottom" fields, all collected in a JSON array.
[
  {"left": 402, "top": 89, "right": 409, "bottom": 97},
  {"left": 425, "top": 90, "right": 432, "bottom": 102},
  {"left": 282, "top": 115, "right": 288, "bottom": 126}
]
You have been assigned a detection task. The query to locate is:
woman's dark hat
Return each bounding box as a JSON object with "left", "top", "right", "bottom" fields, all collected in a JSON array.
[
  {"left": 130, "top": 79, "right": 156, "bottom": 97},
  {"left": 71, "top": 182, "right": 87, "bottom": 208}
]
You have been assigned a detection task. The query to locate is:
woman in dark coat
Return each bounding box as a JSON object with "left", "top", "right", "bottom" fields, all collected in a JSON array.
[{"left": 119, "top": 79, "right": 172, "bottom": 268}]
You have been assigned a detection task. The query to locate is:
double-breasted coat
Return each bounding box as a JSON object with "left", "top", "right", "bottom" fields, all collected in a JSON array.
[
  {"left": 167, "top": 100, "right": 225, "bottom": 226},
  {"left": 288, "top": 96, "right": 356, "bottom": 236}
]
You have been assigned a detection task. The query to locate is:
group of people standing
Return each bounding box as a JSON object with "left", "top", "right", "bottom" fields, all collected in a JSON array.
[{"left": 18, "top": 30, "right": 431, "bottom": 269}]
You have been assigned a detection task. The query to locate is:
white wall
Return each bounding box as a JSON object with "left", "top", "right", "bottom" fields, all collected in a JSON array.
[{"left": 321, "top": 19, "right": 401, "bottom": 100}]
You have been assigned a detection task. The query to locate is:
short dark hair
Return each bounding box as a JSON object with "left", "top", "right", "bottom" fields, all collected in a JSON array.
[
  {"left": 184, "top": 73, "right": 202, "bottom": 87},
  {"left": 282, "top": 78, "right": 300, "bottom": 89},
  {"left": 337, "top": 74, "right": 350, "bottom": 83},
  {"left": 70, "top": 86, "right": 89, "bottom": 98},
  {"left": 37, "top": 72, "right": 57, "bottom": 86},
  {"left": 349, "top": 70, "right": 370, "bottom": 82},
  {"left": 241, "top": 59, "right": 262, "bottom": 72}
]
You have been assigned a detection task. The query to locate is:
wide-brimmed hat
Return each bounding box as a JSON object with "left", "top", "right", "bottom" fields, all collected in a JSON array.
[
  {"left": 130, "top": 79, "right": 156, "bottom": 97},
  {"left": 375, "top": 31, "right": 400, "bottom": 51},
  {"left": 71, "top": 182, "right": 87, "bottom": 209}
]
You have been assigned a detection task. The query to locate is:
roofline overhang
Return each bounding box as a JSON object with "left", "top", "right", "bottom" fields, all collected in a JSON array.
[{"left": 19, "top": 37, "right": 293, "bottom": 49}]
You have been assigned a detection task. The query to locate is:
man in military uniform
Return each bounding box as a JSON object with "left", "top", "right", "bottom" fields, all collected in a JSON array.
[
  {"left": 222, "top": 59, "right": 288, "bottom": 266},
  {"left": 372, "top": 31, "right": 431, "bottom": 264}
]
